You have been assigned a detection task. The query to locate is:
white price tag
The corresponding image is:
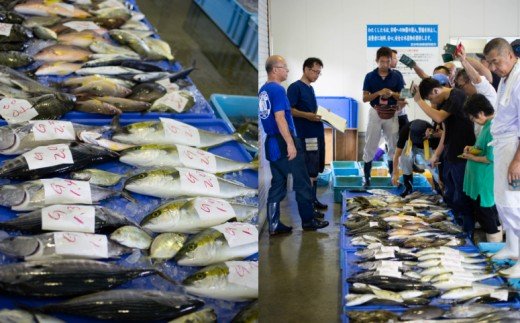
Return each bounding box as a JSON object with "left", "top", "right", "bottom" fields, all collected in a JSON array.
[
  {"left": 0, "top": 98, "right": 38, "bottom": 124},
  {"left": 0, "top": 23, "right": 12, "bottom": 36},
  {"left": 376, "top": 268, "right": 402, "bottom": 278},
  {"left": 491, "top": 290, "right": 509, "bottom": 301},
  {"left": 160, "top": 118, "right": 201, "bottom": 147},
  {"left": 213, "top": 222, "right": 258, "bottom": 248},
  {"left": 54, "top": 232, "right": 108, "bottom": 259},
  {"left": 31, "top": 120, "right": 75, "bottom": 141},
  {"left": 226, "top": 261, "right": 258, "bottom": 289},
  {"left": 380, "top": 246, "right": 400, "bottom": 252},
  {"left": 42, "top": 205, "right": 96, "bottom": 233},
  {"left": 369, "top": 221, "right": 379, "bottom": 227},
  {"left": 367, "top": 243, "right": 382, "bottom": 249},
  {"left": 445, "top": 278, "right": 473, "bottom": 286},
  {"left": 440, "top": 247, "right": 460, "bottom": 255},
  {"left": 64, "top": 21, "right": 100, "bottom": 32},
  {"left": 375, "top": 250, "right": 395, "bottom": 259},
  {"left": 193, "top": 197, "right": 236, "bottom": 221},
  {"left": 177, "top": 145, "right": 217, "bottom": 173},
  {"left": 380, "top": 260, "right": 402, "bottom": 269},
  {"left": 178, "top": 168, "right": 220, "bottom": 196},
  {"left": 42, "top": 179, "right": 92, "bottom": 205},
  {"left": 131, "top": 12, "right": 145, "bottom": 21},
  {"left": 156, "top": 78, "right": 179, "bottom": 92},
  {"left": 23, "top": 144, "right": 74, "bottom": 170},
  {"left": 156, "top": 92, "right": 189, "bottom": 113}
]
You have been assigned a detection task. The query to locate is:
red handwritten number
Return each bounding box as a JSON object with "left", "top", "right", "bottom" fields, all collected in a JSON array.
[
  {"left": 203, "top": 179, "right": 213, "bottom": 188},
  {"left": 54, "top": 125, "right": 65, "bottom": 133},
  {"left": 33, "top": 152, "right": 43, "bottom": 160},
  {"left": 185, "top": 172, "right": 198, "bottom": 184},
  {"left": 235, "top": 264, "right": 251, "bottom": 277},
  {"left": 63, "top": 233, "right": 76, "bottom": 243},
  {"left": 200, "top": 203, "right": 211, "bottom": 213},
  {"left": 48, "top": 210, "right": 65, "bottom": 220},
  {"left": 51, "top": 184, "right": 65, "bottom": 194},
  {"left": 35, "top": 124, "right": 46, "bottom": 133}
]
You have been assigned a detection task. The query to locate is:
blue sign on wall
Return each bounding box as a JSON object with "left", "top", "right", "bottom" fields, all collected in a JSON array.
[{"left": 367, "top": 24, "right": 438, "bottom": 47}]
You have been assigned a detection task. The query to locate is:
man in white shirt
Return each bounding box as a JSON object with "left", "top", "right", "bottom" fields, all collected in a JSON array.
[{"left": 483, "top": 38, "right": 520, "bottom": 275}]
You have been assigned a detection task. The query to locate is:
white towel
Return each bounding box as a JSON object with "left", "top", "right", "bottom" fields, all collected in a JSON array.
[{"left": 499, "top": 59, "right": 520, "bottom": 107}]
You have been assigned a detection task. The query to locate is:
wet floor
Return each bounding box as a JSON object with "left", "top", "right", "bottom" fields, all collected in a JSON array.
[
  {"left": 260, "top": 186, "right": 342, "bottom": 322},
  {"left": 136, "top": 0, "right": 258, "bottom": 98}
]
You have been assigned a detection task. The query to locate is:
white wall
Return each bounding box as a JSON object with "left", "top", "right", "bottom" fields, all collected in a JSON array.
[{"left": 270, "top": 0, "right": 520, "bottom": 131}]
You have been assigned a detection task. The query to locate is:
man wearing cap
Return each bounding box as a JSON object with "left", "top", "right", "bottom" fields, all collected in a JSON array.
[
  {"left": 414, "top": 77, "right": 476, "bottom": 237},
  {"left": 362, "top": 46, "right": 405, "bottom": 187},
  {"left": 482, "top": 38, "right": 520, "bottom": 271},
  {"left": 259, "top": 55, "right": 329, "bottom": 235},
  {"left": 391, "top": 120, "right": 435, "bottom": 197}
]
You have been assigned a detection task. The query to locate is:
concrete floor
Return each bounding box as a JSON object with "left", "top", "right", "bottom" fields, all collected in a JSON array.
[
  {"left": 136, "top": 0, "right": 257, "bottom": 98},
  {"left": 260, "top": 186, "right": 342, "bottom": 323}
]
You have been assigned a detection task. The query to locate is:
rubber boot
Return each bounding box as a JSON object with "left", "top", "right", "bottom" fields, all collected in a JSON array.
[
  {"left": 302, "top": 217, "right": 329, "bottom": 231},
  {"left": 314, "top": 210, "right": 325, "bottom": 219},
  {"left": 493, "top": 228, "right": 519, "bottom": 260},
  {"left": 312, "top": 181, "right": 328, "bottom": 210},
  {"left": 400, "top": 174, "right": 413, "bottom": 198},
  {"left": 267, "top": 202, "right": 292, "bottom": 235},
  {"left": 486, "top": 231, "right": 504, "bottom": 243},
  {"left": 499, "top": 236, "right": 520, "bottom": 277},
  {"left": 388, "top": 160, "right": 394, "bottom": 176},
  {"left": 363, "top": 161, "right": 372, "bottom": 188}
]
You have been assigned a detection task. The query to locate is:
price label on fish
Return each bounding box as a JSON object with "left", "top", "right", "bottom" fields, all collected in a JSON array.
[
  {"left": 226, "top": 261, "right": 258, "bottom": 290},
  {"left": 42, "top": 178, "right": 92, "bottom": 205},
  {"left": 177, "top": 145, "right": 217, "bottom": 173},
  {"left": 42, "top": 205, "right": 96, "bottom": 233},
  {"left": 0, "top": 23, "right": 12, "bottom": 36},
  {"left": 213, "top": 222, "right": 258, "bottom": 248},
  {"left": 64, "top": 21, "right": 100, "bottom": 32},
  {"left": 30, "top": 120, "right": 75, "bottom": 141},
  {"left": 376, "top": 268, "right": 402, "bottom": 278},
  {"left": 160, "top": 118, "right": 201, "bottom": 147},
  {"left": 179, "top": 168, "right": 220, "bottom": 196},
  {"left": 100, "top": 0, "right": 126, "bottom": 8},
  {"left": 374, "top": 250, "right": 394, "bottom": 259},
  {"left": 491, "top": 290, "right": 509, "bottom": 301},
  {"left": 156, "top": 78, "right": 179, "bottom": 92},
  {"left": 0, "top": 98, "right": 38, "bottom": 124},
  {"left": 23, "top": 144, "right": 74, "bottom": 170},
  {"left": 194, "top": 197, "right": 236, "bottom": 221},
  {"left": 157, "top": 91, "right": 189, "bottom": 113},
  {"left": 54, "top": 232, "right": 108, "bottom": 259}
]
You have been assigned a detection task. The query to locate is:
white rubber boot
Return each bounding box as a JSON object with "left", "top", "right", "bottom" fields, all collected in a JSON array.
[
  {"left": 493, "top": 228, "right": 519, "bottom": 260},
  {"left": 486, "top": 231, "right": 504, "bottom": 243},
  {"left": 499, "top": 236, "right": 520, "bottom": 277}
]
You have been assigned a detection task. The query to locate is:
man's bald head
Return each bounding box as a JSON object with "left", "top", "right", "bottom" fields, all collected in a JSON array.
[
  {"left": 265, "top": 55, "right": 286, "bottom": 74},
  {"left": 484, "top": 38, "right": 514, "bottom": 56}
]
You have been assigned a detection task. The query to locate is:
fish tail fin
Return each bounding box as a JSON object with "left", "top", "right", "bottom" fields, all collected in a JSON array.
[
  {"left": 232, "top": 132, "right": 256, "bottom": 151},
  {"left": 110, "top": 114, "right": 122, "bottom": 133},
  {"left": 248, "top": 158, "right": 259, "bottom": 170},
  {"left": 154, "top": 269, "right": 180, "bottom": 285}
]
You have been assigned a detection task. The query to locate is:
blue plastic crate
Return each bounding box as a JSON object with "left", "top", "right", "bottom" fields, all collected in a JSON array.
[
  {"left": 239, "top": 15, "right": 258, "bottom": 68},
  {"left": 316, "top": 96, "right": 358, "bottom": 129},
  {"left": 194, "top": 0, "right": 253, "bottom": 45},
  {"left": 210, "top": 94, "right": 258, "bottom": 132},
  {"left": 317, "top": 167, "right": 332, "bottom": 187}
]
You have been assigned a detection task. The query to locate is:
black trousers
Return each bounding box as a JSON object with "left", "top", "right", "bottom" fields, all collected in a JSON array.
[
  {"left": 472, "top": 196, "right": 500, "bottom": 234},
  {"left": 267, "top": 138, "right": 314, "bottom": 223}
]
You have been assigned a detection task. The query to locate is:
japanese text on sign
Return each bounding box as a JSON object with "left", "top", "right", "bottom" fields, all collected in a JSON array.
[{"left": 367, "top": 24, "right": 438, "bottom": 47}]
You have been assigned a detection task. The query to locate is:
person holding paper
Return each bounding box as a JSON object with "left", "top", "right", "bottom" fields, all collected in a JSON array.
[
  {"left": 362, "top": 46, "right": 404, "bottom": 187},
  {"left": 460, "top": 94, "right": 502, "bottom": 242},
  {"left": 259, "top": 55, "right": 329, "bottom": 235},
  {"left": 482, "top": 38, "right": 520, "bottom": 272},
  {"left": 414, "top": 77, "right": 476, "bottom": 237},
  {"left": 391, "top": 120, "right": 434, "bottom": 197},
  {"left": 288, "top": 57, "right": 328, "bottom": 211}
]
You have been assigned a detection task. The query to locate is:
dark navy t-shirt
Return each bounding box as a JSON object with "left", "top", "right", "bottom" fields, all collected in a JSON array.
[
  {"left": 287, "top": 80, "right": 324, "bottom": 139},
  {"left": 363, "top": 68, "right": 405, "bottom": 107},
  {"left": 258, "top": 82, "right": 296, "bottom": 136}
]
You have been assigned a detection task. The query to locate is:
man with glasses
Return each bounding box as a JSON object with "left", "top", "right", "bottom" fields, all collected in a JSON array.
[
  {"left": 414, "top": 77, "right": 476, "bottom": 237},
  {"left": 288, "top": 57, "right": 328, "bottom": 213},
  {"left": 362, "top": 46, "right": 404, "bottom": 187},
  {"left": 259, "top": 55, "right": 329, "bottom": 235}
]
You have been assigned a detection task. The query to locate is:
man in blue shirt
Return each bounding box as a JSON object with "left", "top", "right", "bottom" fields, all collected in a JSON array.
[
  {"left": 288, "top": 57, "right": 328, "bottom": 212},
  {"left": 362, "top": 46, "right": 405, "bottom": 187},
  {"left": 259, "top": 55, "right": 329, "bottom": 235}
]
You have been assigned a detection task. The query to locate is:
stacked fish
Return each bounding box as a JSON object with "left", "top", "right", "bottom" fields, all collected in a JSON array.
[
  {"left": 0, "top": 0, "right": 203, "bottom": 121},
  {"left": 0, "top": 0, "right": 259, "bottom": 321},
  {"left": 342, "top": 190, "right": 520, "bottom": 321}
]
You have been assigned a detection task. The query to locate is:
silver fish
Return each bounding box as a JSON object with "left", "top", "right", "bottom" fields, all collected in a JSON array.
[
  {"left": 150, "top": 232, "right": 188, "bottom": 261},
  {"left": 71, "top": 169, "right": 125, "bottom": 186},
  {"left": 109, "top": 225, "right": 152, "bottom": 249},
  {"left": 124, "top": 168, "right": 257, "bottom": 199},
  {"left": 75, "top": 66, "right": 144, "bottom": 75},
  {"left": 141, "top": 197, "right": 258, "bottom": 233}
]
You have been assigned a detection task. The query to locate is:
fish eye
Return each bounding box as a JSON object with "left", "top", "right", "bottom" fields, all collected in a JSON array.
[
  {"left": 152, "top": 211, "right": 161, "bottom": 217},
  {"left": 187, "top": 244, "right": 197, "bottom": 251},
  {"left": 137, "top": 173, "right": 146, "bottom": 179},
  {"left": 196, "top": 273, "right": 205, "bottom": 280}
]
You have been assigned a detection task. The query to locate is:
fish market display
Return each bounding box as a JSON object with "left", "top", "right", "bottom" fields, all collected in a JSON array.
[
  {"left": 231, "top": 301, "right": 259, "bottom": 323},
  {"left": 38, "top": 289, "right": 205, "bottom": 321},
  {"left": 0, "top": 205, "right": 135, "bottom": 234},
  {"left": 0, "top": 259, "right": 172, "bottom": 297},
  {"left": 183, "top": 261, "right": 259, "bottom": 302},
  {"left": 141, "top": 197, "right": 258, "bottom": 233},
  {"left": 124, "top": 168, "right": 258, "bottom": 199},
  {"left": 120, "top": 144, "right": 258, "bottom": 173},
  {"left": 175, "top": 223, "right": 258, "bottom": 266},
  {"left": 0, "top": 0, "right": 257, "bottom": 320}
]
